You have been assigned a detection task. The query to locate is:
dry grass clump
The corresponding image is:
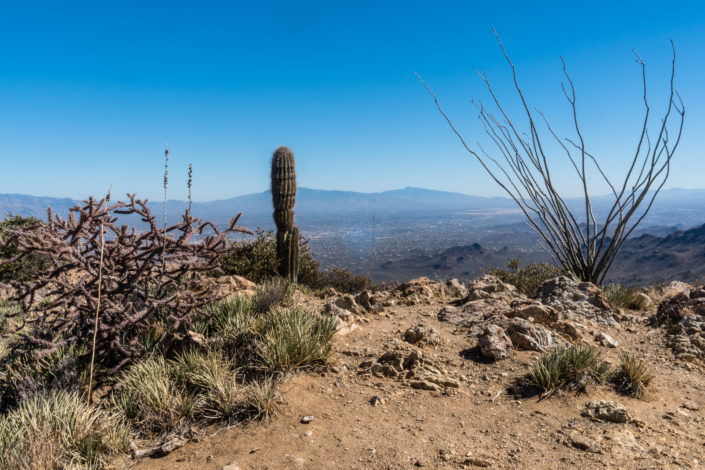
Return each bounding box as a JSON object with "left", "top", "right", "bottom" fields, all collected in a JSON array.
[
  {"left": 112, "top": 356, "right": 193, "bottom": 435},
  {"left": 604, "top": 284, "right": 649, "bottom": 310},
  {"left": 171, "top": 348, "right": 244, "bottom": 421},
  {"left": 256, "top": 306, "right": 338, "bottom": 372},
  {"left": 253, "top": 277, "right": 297, "bottom": 313},
  {"left": 0, "top": 390, "right": 129, "bottom": 470},
  {"left": 525, "top": 345, "right": 610, "bottom": 397},
  {"left": 612, "top": 352, "right": 654, "bottom": 398}
]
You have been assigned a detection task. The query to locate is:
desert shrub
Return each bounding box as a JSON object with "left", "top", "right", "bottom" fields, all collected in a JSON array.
[
  {"left": 604, "top": 284, "right": 649, "bottom": 310},
  {"left": 112, "top": 356, "right": 193, "bottom": 434},
  {"left": 0, "top": 215, "right": 52, "bottom": 282},
  {"left": 0, "top": 390, "right": 128, "bottom": 470},
  {"left": 488, "top": 259, "right": 563, "bottom": 297},
  {"left": 256, "top": 306, "right": 338, "bottom": 372},
  {"left": 612, "top": 352, "right": 653, "bottom": 399},
  {"left": 221, "top": 229, "right": 369, "bottom": 293},
  {"left": 2, "top": 195, "right": 249, "bottom": 374},
  {"left": 221, "top": 229, "right": 319, "bottom": 284},
  {"left": 307, "top": 266, "right": 370, "bottom": 294},
  {"left": 525, "top": 345, "right": 610, "bottom": 397}
]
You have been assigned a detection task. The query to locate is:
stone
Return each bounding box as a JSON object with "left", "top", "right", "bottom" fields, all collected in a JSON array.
[
  {"left": 396, "top": 277, "right": 442, "bottom": 300},
  {"left": 323, "top": 302, "right": 360, "bottom": 336},
  {"left": 506, "top": 318, "right": 567, "bottom": 352},
  {"left": 635, "top": 292, "right": 652, "bottom": 307},
  {"left": 682, "top": 399, "right": 700, "bottom": 411},
  {"left": 300, "top": 415, "right": 314, "bottom": 424},
  {"left": 444, "top": 278, "right": 468, "bottom": 298},
  {"left": 595, "top": 332, "right": 620, "bottom": 348},
  {"left": 569, "top": 432, "right": 601, "bottom": 453},
  {"left": 540, "top": 275, "right": 616, "bottom": 325},
  {"left": 355, "top": 290, "right": 373, "bottom": 311},
  {"left": 370, "top": 396, "right": 385, "bottom": 406},
  {"left": 582, "top": 400, "right": 631, "bottom": 423},
  {"left": 552, "top": 320, "right": 584, "bottom": 340},
  {"left": 335, "top": 294, "right": 359, "bottom": 312},
  {"left": 221, "top": 463, "right": 241, "bottom": 470},
  {"left": 477, "top": 324, "right": 513, "bottom": 361},
  {"left": 403, "top": 324, "right": 440, "bottom": 346},
  {"left": 212, "top": 275, "right": 257, "bottom": 298},
  {"left": 410, "top": 380, "right": 440, "bottom": 391},
  {"left": 508, "top": 299, "right": 560, "bottom": 325},
  {"left": 467, "top": 275, "right": 516, "bottom": 299}
]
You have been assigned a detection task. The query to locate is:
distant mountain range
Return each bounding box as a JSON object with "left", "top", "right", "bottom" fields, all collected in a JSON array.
[{"left": 3, "top": 186, "right": 705, "bottom": 225}]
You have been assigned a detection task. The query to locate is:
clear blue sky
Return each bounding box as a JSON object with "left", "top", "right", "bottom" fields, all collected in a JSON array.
[{"left": 0, "top": 1, "right": 703, "bottom": 201}]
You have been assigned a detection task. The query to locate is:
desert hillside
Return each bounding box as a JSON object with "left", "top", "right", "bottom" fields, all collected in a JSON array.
[{"left": 132, "top": 275, "right": 705, "bottom": 470}]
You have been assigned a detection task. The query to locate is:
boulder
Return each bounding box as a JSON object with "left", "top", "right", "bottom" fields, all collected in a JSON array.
[
  {"left": 506, "top": 318, "right": 567, "bottom": 352},
  {"left": 403, "top": 324, "right": 440, "bottom": 346},
  {"left": 467, "top": 275, "right": 516, "bottom": 300},
  {"left": 477, "top": 324, "right": 513, "bottom": 361},
  {"left": 444, "top": 278, "right": 468, "bottom": 298},
  {"left": 508, "top": 299, "right": 560, "bottom": 325},
  {"left": 582, "top": 400, "right": 631, "bottom": 423}
]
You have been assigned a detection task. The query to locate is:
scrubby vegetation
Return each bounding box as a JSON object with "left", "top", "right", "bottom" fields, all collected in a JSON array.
[
  {"left": 604, "top": 284, "right": 650, "bottom": 310},
  {"left": 525, "top": 345, "right": 610, "bottom": 397},
  {"left": 0, "top": 390, "right": 129, "bottom": 470},
  {"left": 612, "top": 352, "right": 654, "bottom": 399},
  {"left": 488, "top": 259, "right": 563, "bottom": 297},
  {"left": 0, "top": 194, "right": 339, "bottom": 468},
  {"left": 221, "top": 229, "right": 370, "bottom": 294},
  {"left": 0, "top": 215, "right": 52, "bottom": 282}
]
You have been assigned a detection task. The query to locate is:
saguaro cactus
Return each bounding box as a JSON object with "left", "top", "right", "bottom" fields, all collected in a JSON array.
[{"left": 271, "top": 146, "right": 299, "bottom": 282}]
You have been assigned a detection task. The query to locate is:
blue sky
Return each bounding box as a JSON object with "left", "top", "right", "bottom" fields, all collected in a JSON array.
[{"left": 0, "top": 1, "right": 703, "bottom": 201}]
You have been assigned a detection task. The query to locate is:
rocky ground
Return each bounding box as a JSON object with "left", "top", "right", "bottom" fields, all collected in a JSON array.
[{"left": 134, "top": 276, "right": 705, "bottom": 470}]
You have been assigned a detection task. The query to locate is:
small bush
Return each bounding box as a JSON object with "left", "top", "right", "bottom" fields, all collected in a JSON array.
[
  {"left": 256, "top": 307, "right": 338, "bottom": 372},
  {"left": 221, "top": 229, "right": 320, "bottom": 284},
  {"left": 525, "top": 345, "right": 610, "bottom": 397},
  {"left": 307, "top": 266, "right": 370, "bottom": 294},
  {"left": 113, "top": 356, "right": 192, "bottom": 434},
  {"left": 604, "top": 284, "right": 649, "bottom": 310},
  {"left": 0, "top": 215, "right": 52, "bottom": 282},
  {"left": 612, "top": 352, "right": 653, "bottom": 398},
  {"left": 0, "top": 390, "right": 128, "bottom": 470},
  {"left": 488, "top": 259, "right": 563, "bottom": 298}
]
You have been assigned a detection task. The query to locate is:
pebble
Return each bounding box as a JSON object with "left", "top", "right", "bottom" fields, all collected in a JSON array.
[{"left": 301, "top": 415, "right": 314, "bottom": 424}]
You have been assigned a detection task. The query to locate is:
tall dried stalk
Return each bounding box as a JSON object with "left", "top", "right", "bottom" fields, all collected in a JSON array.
[
  {"left": 187, "top": 163, "right": 193, "bottom": 215},
  {"left": 87, "top": 187, "right": 111, "bottom": 405},
  {"left": 163, "top": 146, "right": 169, "bottom": 272}
]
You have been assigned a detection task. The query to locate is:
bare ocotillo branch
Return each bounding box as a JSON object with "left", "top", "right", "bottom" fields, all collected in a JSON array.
[{"left": 417, "top": 32, "right": 684, "bottom": 284}]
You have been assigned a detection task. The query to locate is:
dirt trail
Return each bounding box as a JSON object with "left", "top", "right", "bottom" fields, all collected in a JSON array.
[{"left": 134, "top": 295, "right": 705, "bottom": 470}]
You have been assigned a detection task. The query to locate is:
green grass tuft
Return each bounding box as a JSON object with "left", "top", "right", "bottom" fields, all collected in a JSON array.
[
  {"left": 525, "top": 345, "right": 610, "bottom": 397},
  {"left": 256, "top": 307, "right": 338, "bottom": 372},
  {"left": 604, "top": 284, "right": 649, "bottom": 310}
]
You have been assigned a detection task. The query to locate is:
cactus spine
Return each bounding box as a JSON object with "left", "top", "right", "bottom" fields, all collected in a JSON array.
[{"left": 271, "top": 146, "right": 299, "bottom": 282}]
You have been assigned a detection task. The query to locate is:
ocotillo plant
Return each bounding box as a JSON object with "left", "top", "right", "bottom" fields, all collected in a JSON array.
[{"left": 271, "top": 146, "right": 299, "bottom": 283}]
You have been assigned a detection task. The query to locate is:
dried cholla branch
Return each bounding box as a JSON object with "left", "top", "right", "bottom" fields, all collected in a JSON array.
[{"left": 0, "top": 193, "right": 251, "bottom": 373}]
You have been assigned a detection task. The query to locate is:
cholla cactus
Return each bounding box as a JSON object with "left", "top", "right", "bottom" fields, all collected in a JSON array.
[{"left": 271, "top": 146, "right": 299, "bottom": 282}]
